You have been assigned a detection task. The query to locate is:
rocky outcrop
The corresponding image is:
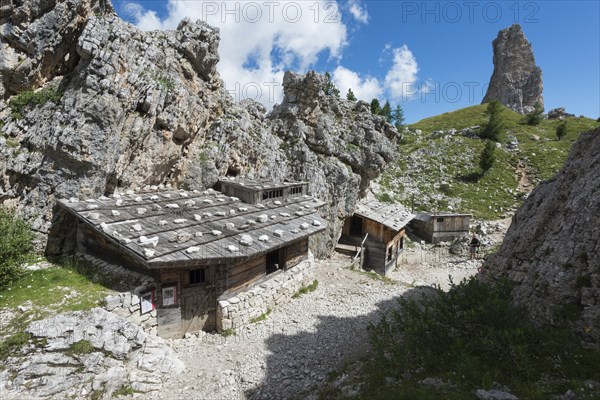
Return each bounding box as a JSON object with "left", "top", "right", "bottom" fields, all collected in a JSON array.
[
  {"left": 0, "top": 0, "right": 397, "bottom": 257},
  {"left": 0, "top": 308, "right": 185, "bottom": 398},
  {"left": 548, "top": 107, "right": 575, "bottom": 120},
  {"left": 483, "top": 126, "right": 600, "bottom": 346},
  {"left": 269, "top": 71, "right": 397, "bottom": 254},
  {"left": 482, "top": 24, "right": 543, "bottom": 114}
]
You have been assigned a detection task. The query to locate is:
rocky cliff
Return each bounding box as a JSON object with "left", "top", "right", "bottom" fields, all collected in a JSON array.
[
  {"left": 0, "top": 0, "right": 397, "bottom": 256},
  {"left": 484, "top": 126, "right": 600, "bottom": 346},
  {"left": 482, "top": 24, "right": 544, "bottom": 114}
]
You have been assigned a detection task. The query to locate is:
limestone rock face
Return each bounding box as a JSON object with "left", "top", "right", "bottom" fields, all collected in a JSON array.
[
  {"left": 482, "top": 24, "right": 543, "bottom": 114},
  {"left": 0, "top": 308, "right": 184, "bottom": 398},
  {"left": 0, "top": 0, "right": 397, "bottom": 257},
  {"left": 483, "top": 127, "right": 600, "bottom": 345},
  {"left": 270, "top": 71, "right": 398, "bottom": 255}
]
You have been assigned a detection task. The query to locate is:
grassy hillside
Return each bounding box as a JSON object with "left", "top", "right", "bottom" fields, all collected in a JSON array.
[{"left": 377, "top": 104, "right": 599, "bottom": 220}]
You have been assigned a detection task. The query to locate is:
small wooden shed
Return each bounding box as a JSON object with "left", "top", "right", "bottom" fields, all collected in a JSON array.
[
  {"left": 53, "top": 179, "right": 326, "bottom": 339},
  {"left": 339, "top": 199, "right": 414, "bottom": 276},
  {"left": 411, "top": 213, "right": 471, "bottom": 244}
]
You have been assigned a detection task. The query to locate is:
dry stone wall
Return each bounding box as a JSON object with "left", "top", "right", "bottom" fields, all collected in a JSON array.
[
  {"left": 79, "top": 254, "right": 159, "bottom": 334},
  {"left": 217, "top": 252, "right": 315, "bottom": 331}
]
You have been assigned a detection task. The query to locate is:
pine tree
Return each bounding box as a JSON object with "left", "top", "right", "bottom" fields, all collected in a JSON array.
[
  {"left": 382, "top": 101, "right": 393, "bottom": 123},
  {"left": 346, "top": 88, "right": 357, "bottom": 101},
  {"left": 525, "top": 101, "right": 544, "bottom": 125},
  {"left": 324, "top": 72, "right": 340, "bottom": 98},
  {"left": 479, "top": 141, "right": 497, "bottom": 174},
  {"left": 370, "top": 98, "right": 381, "bottom": 115},
  {"left": 393, "top": 104, "right": 405, "bottom": 130},
  {"left": 556, "top": 120, "right": 568, "bottom": 141},
  {"left": 481, "top": 100, "right": 504, "bottom": 141}
]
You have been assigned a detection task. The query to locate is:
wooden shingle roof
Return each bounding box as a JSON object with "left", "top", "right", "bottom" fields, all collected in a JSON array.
[
  {"left": 354, "top": 199, "right": 414, "bottom": 231},
  {"left": 58, "top": 188, "right": 326, "bottom": 269}
]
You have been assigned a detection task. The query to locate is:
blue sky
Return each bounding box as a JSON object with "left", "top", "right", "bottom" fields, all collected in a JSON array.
[{"left": 113, "top": 0, "right": 600, "bottom": 123}]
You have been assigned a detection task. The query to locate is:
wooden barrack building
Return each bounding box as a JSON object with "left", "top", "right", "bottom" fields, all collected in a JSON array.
[
  {"left": 53, "top": 178, "right": 326, "bottom": 338},
  {"left": 411, "top": 212, "right": 471, "bottom": 244},
  {"left": 339, "top": 199, "right": 414, "bottom": 276}
]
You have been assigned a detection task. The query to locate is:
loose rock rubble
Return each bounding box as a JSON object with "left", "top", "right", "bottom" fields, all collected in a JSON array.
[
  {"left": 142, "top": 250, "right": 483, "bottom": 400},
  {"left": 0, "top": 308, "right": 184, "bottom": 399}
]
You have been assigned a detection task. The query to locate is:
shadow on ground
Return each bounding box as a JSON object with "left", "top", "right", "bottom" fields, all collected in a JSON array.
[{"left": 244, "top": 285, "right": 435, "bottom": 400}]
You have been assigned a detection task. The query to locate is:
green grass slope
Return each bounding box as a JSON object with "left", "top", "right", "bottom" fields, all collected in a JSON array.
[{"left": 377, "top": 104, "right": 599, "bottom": 220}]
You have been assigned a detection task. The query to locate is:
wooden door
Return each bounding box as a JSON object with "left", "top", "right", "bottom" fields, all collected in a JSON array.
[{"left": 181, "top": 287, "right": 216, "bottom": 335}]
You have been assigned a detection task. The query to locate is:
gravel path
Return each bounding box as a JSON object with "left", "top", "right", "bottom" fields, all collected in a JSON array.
[{"left": 153, "top": 249, "right": 483, "bottom": 400}]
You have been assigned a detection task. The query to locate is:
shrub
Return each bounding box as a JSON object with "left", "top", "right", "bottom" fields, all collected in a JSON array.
[
  {"left": 68, "top": 340, "right": 95, "bottom": 356},
  {"left": 0, "top": 207, "right": 34, "bottom": 288},
  {"left": 556, "top": 120, "right": 568, "bottom": 141},
  {"left": 8, "top": 87, "right": 63, "bottom": 119},
  {"left": 0, "top": 332, "right": 31, "bottom": 361},
  {"left": 365, "top": 277, "right": 600, "bottom": 398},
  {"left": 479, "top": 141, "right": 497, "bottom": 174},
  {"left": 525, "top": 101, "right": 544, "bottom": 125}
]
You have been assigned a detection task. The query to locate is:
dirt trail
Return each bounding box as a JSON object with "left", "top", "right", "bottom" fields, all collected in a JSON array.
[
  {"left": 152, "top": 250, "right": 485, "bottom": 400},
  {"left": 516, "top": 159, "right": 535, "bottom": 193}
]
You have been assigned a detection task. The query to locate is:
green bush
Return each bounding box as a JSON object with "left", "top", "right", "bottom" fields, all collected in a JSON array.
[
  {"left": 8, "top": 87, "right": 63, "bottom": 119},
  {"left": 0, "top": 207, "right": 34, "bottom": 288},
  {"left": 67, "top": 340, "right": 95, "bottom": 356},
  {"left": 364, "top": 277, "right": 600, "bottom": 398},
  {"left": 0, "top": 332, "right": 31, "bottom": 361}
]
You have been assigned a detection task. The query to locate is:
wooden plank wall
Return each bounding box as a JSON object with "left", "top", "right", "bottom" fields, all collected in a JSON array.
[
  {"left": 434, "top": 216, "right": 470, "bottom": 233},
  {"left": 364, "top": 240, "right": 387, "bottom": 275},
  {"left": 77, "top": 223, "right": 156, "bottom": 277},
  {"left": 363, "top": 218, "right": 385, "bottom": 242},
  {"left": 412, "top": 220, "right": 434, "bottom": 241},
  {"left": 227, "top": 256, "right": 266, "bottom": 292},
  {"left": 157, "top": 308, "right": 182, "bottom": 339},
  {"left": 283, "top": 238, "right": 308, "bottom": 269},
  {"left": 219, "top": 185, "right": 256, "bottom": 204}
]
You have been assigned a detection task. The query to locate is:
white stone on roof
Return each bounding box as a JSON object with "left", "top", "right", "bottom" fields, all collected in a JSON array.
[
  {"left": 58, "top": 186, "right": 326, "bottom": 267},
  {"left": 354, "top": 198, "right": 414, "bottom": 231},
  {"left": 240, "top": 235, "right": 253, "bottom": 246}
]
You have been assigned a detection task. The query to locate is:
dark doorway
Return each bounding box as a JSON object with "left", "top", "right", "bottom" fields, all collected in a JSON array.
[
  {"left": 266, "top": 250, "right": 280, "bottom": 274},
  {"left": 350, "top": 216, "right": 363, "bottom": 237}
]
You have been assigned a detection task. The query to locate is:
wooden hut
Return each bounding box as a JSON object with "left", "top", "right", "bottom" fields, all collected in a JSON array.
[
  {"left": 53, "top": 179, "right": 326, "bottom": 338},
  {"left": 339, "top": 199, "right": 414, "bottom": 276},
  {"left": 411, "top": 213, "right": 471, "bottom": 244}
]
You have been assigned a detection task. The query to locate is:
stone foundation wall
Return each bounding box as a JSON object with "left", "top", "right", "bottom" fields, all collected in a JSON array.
[
  {"left": 217, "top": 251, "right": 315, "bottom": 332},
  {"left": 79, "top": 254, "right": 159, "bottom": 335},
  {"left": 104, "top": 291, "right": 158, "bottom": 335}
]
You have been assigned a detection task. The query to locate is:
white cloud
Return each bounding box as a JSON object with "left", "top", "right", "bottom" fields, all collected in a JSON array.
[
  {"left": 384, "top": 45, "right": 420, "bottom": 100},
  {"left": 132, "top": 0, "right": 348, "bottom": 108},
  {"left": 332, "top": 66, "right": 382, "bottom": 101},
  {"left": 347, "top": 0, "right": 369, "bottom": 24}
]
